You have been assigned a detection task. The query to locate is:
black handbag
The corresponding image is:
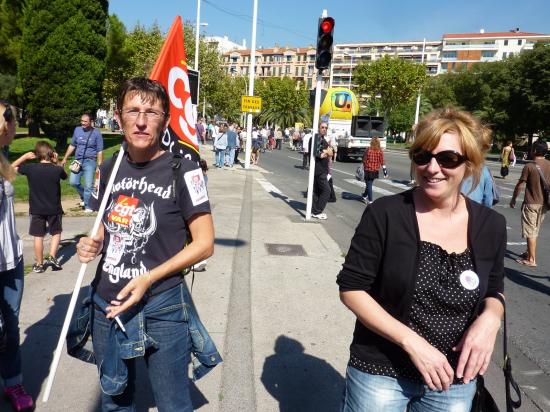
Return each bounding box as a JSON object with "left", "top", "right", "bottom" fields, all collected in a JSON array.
[{"left": 471, "top": 302, "right": 522, "bottom": 412}]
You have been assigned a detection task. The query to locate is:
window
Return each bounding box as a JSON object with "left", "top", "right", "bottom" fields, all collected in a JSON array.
[
  {"left": 286, "top": 66, "right": 291, "bottom": 74},
  {"left": 231, "top": 57, "right": 238, "bottom": 62},
  {"left": 441, "top": 63, "right": 448, "bottom": 71},
  {"left": 517, "top": 39, "right": 522, "bottom": 45},
  {"left": 502, "top": 52, "right": 507, "bottom": 59},
  {"left": 442, "top": 51, "right": 457, "bottom": 59},
  {"left": 286, "top": 55, "right": 292, "bottom": 62},
  {"left": 301, "top": 66, "right": 305, "bottom": 76},
  {"left": 504, "top": 40, "right": 508, "bottom": 46},
  {"left": 481, "top": 51, "right": 495, "bottom": 58},
  {"left": 307, "top": 65, "right": 314, "bottom": 76}
]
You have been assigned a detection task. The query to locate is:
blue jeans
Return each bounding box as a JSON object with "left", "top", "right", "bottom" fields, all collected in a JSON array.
[
  {"left": 70, "top": 158, "right": 96, "bottom": 209},
  {"left": 92, "top": 286, "right": 193, "bottom": 412},
  {"left": 342, "top": 366, "right": 476, "bottom": 412},
  {"left": 0, "top": 259, "right": 24, "bottom": 387},
  {"left": 225, "top": 147, "right": 235, "bottom": 166},
  {"left": 215, "top": 148, "right": 225, "bottom": 168},
  {"left": 362, "top": 179, "right": 374, "bottom": 201}
]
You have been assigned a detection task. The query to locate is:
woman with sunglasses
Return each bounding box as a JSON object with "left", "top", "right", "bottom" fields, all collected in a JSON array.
[
  {"left": 338, "top": 107, "right": 505, "bottom": 411},
  {"left": 0, "top": 101, "right": 34, "bottom": 411}
]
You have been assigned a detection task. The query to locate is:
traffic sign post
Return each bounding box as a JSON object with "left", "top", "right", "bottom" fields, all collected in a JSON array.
[{"left": 241, "top": 96, "right": 262, "bottom": 113}]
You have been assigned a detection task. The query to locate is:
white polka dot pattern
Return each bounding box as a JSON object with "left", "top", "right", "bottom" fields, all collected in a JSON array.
[{"left": 349, "top": 241, "right": 479, "bottom": 384}]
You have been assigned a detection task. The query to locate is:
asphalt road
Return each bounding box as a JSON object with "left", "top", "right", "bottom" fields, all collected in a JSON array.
[{"left": 253, "top": 146, "right": 550, "bottom": 392}]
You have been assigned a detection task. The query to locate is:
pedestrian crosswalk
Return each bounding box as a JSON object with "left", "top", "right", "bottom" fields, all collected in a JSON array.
[{"left": 334, "top": 178, "right": 515, "bottom": 202}]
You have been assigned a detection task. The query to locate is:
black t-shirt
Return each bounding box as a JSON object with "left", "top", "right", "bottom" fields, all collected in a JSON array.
[
  {"left": 315, "top": 135, "right": 330, "bottom": 176},
  {"left": 18, "top": 162, "right": 67, "bottom": 215},
  {"left": 90, "top": 151, "right": 211, "bottom": 302}
]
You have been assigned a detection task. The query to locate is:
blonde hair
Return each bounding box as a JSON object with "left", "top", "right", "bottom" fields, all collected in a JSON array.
[
  {"left": 409, "top": 107, "right": 492, "bottom": 189},
  {"left": 0, "top": 102, "right": 16, "bottom": 181},
  {"left": 370, "top": 136, "right": 381, "bottom": 150}
]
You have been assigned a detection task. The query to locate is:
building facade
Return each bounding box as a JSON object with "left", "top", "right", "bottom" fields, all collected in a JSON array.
[
  {"left": 220, "top": 30, "right": 549, "bottom": 87},
  {"left": 440, "top": 30, "right": 550, "bottom": 72}
]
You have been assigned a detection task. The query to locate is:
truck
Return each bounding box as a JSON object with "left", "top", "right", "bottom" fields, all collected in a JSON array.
[{"left": 331, "top": 115, "right": 386, "bottom": 162}]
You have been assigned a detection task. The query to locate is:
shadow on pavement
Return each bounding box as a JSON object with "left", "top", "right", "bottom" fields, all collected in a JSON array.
[
  {"left": 57, "top": 234, "right": 86, "bottom": 266},
  {"left": 261, "top": 335, "right": 344, "bottom": 412},
  {"left": 504, "top": 267, "right": 550, "bottom": 296},
  {"left": 269, "top": 192, "right": 306, "bottom": 216},
  {"left": 214, "top": 237, "right": 248, "bottom": 247}
]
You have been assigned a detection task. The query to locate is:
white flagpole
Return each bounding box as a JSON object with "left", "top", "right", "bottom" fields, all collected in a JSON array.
[{"left": 42, "top": 143, "right": 127, "bottom": 403}]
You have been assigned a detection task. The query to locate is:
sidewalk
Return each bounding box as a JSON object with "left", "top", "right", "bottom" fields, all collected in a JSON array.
[{"left": 3, "top": 147, "right": 542, "bottom": 411}]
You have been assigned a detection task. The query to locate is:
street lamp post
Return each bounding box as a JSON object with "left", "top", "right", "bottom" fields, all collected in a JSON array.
[{"left": 244, "top": 0, "right": 258, "bottom": 169}]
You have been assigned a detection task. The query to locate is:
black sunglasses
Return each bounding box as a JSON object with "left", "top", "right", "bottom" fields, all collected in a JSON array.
[{"left": 412, "top": 150, "right": 467, "bottom": 169}]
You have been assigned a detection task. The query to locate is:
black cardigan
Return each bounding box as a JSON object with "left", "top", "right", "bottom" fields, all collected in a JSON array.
[{"left": 337, "top": 189, "right": 506, "bottom": 367}]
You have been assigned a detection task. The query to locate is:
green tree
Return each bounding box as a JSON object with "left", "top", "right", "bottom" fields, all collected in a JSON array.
[
  {"left": 103, "top": 14, "right": 132, "bottom": 105},
  {"left": 353, "top": 55, "right": 427, "bottom": 117},
  {"left": 124, "top": 23, "right": 164, "bottom": 78},
  {"left": 19, "top": 0, "right": 108, "bottom": 142},
  {"left": 256, "top": 77, "right": 310, "bottom": 128},
  {"left": 510, "top": 43, "right": 550, "bottom": 146},
  {"left": 0, "top": 0, "right": 28, "bottom": 74},
  {"left": 387, "top": 97, "right": 432, "bottom": 136}
]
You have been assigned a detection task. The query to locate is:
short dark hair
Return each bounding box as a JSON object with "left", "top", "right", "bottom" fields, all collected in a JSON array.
[
  {"left": 117, "top": 77, "right": 170, "bottom": 117},
  {"left": 35, "top": 140, "right": 54, "bottom": 161},
  {"left": 532, "top": 140, "right": 548, "bottom": 157}
]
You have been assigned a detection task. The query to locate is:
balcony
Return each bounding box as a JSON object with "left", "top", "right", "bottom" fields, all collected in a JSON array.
[{"left": 443, "top": 43, "right": 498, "bottom": 51}]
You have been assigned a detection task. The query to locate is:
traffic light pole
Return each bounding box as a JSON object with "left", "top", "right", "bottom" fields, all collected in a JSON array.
[{"left": 305, "top": 71, "right": 324, "bottom": 220}]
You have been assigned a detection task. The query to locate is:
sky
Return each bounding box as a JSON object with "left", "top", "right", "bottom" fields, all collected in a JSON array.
[{"left": 110, "top": 0, "right": 550, "bottom": 47}]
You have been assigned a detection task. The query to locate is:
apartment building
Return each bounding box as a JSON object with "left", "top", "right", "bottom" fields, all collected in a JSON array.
[
  {"left": 223, "top": 45, "right": 330, "bottom": 89},
  {"left": 330, "top": 41, "right": 441, "bottom": 88},
  {"left": 440, "top": 29, "right": 550, "bottom": 72},
  {"left": 220, "top": 29, "right": 549, "bottom": 86}
]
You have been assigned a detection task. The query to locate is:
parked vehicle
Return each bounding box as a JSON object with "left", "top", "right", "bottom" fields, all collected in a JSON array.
[{"left": 332, "top": 115, "right": 386, "bottom": 161}]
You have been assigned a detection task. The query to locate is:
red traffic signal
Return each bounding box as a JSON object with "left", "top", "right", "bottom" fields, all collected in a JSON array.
[
  {"left": 315, "top": 17, "right": 335, "bottom": 71},
  {"left": 320, "top": 17, "right": 334, "bottom": 34}
]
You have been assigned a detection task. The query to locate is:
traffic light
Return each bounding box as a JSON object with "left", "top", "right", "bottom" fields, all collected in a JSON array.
[{"left": 315, "top": 17, "right": 335, "bottom": 70}]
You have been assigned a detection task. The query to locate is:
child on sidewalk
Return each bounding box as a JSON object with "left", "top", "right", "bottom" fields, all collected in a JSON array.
[{"left": 13, "top": 141, "right": 67, "bottom": 273}]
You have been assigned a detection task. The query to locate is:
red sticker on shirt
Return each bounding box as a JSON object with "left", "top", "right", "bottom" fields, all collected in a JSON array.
[{"left": 108, "top": 195, "right": 139, "bottom": 226}]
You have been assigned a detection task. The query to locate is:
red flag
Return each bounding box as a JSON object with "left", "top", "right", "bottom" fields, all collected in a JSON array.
[{"left": 150, "top": 16, "right": 199, "bottom": 160}]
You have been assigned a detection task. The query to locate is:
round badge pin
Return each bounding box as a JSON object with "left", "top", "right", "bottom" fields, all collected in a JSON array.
[{"left": 459, "top": 270, "right": 479, "bottom": 290}]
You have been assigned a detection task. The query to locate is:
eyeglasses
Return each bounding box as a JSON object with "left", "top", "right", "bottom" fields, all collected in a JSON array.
[
  {"left": 122, "top": 108, "right": 165, "bottom": 120},
  {"left": 320, "top": 126, "right": 328, "bottom": 129},
  {"left": 411, "top": 150, "right": 467, "bottom": 169}
]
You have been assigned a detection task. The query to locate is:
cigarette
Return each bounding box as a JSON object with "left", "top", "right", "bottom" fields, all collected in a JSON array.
[{"left": 115, "top": 316, "right": 126, "bottom": 332}]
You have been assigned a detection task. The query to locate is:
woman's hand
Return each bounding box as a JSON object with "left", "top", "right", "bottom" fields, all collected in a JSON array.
[
  {"left": 403, "top": 332, "right": 454, "bottom": 391},
  {"left": 106, "top": 274, "right": 151, "bottom": 319},
  {"left": 453, "top": 311, "right": 501, "bottom": 384},
  {"left": 76, "top": 235, "right": 103, "bottom": 263}
]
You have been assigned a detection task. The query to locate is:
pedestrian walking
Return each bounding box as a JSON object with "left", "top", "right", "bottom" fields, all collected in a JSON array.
[
  {"left": 338, "top": 107, "right": 506, "bottom": 411},
  {"left": 275, "top": 128, "right": 283, "bottom": 150},
  {"left": 61, "top": 113, "right": 103, "bottom": 212},
  {"left": 500, "top": 140, "right": 513, "bottom": 178},
  {"left": 311, "top": 121, "right": 333, "bottom": 220},
  {"left": 196, "top": 117, "right": 206, "bottom": 145},
  {"left": 0, "top": 100, "right": 34, "bottom": 411},
  {"left": 214, "top": 123, "right": 228, "bottom": 168},
  {"left": 302, "top": 129, "right": 312, "bottom": 170},
  {"left": 12, "top": 141, "right": 67, "bottom": 273},
  {"left": 361, "top": 137, "right": 388, "bottom": 204},
  {"left": 225, "top": 123, "right": 237, "bottom": 167},
  {"left": 510, "top": 140, "right": 550, "bottom": 267},
  {"left": 75, "top": 77, "right": 221, "bottom": 411}
]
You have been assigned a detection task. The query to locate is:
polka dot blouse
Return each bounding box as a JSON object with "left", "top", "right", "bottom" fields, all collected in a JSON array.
[{"left": 350, "top": 241, "right": 480, "bottom": 383}]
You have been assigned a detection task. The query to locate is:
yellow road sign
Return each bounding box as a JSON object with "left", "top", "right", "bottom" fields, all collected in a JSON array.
[{"left": 241, "top": 96, "right": 262, "bottom": 113}]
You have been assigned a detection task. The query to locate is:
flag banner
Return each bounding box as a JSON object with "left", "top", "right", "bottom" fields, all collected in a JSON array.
[{"left": 150, "top": 16, "right": 199, "bottom": 161}]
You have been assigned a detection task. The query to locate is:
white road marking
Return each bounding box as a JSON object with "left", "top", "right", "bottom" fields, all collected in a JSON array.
[
  {"left": 507, "top": 242, "right": 527, "bottom": 245},
  {"left": 287, "top": 155, "right": 303, "bottom": 161},
  {"left": 343, "top": 179, "right": 395, "bottom": 196},
  {"left": 255, "top": 177, "right": 284, "bottom": 196}
]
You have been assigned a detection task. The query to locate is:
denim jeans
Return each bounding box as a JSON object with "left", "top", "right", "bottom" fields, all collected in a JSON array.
[
  {"left": 70, "top": 158, "right": 96, "bottom": 209},
  {"left": 0, "top": 259, "right": 24, "bottom": 387},
  {"left": 225, "top": 147, "right": 235, "bottom": 166},
  {"left": 362, "top": 179, "right": 375, "bottom": 201},
  {"left": 215, "top": 148, "right": 225, "bottom": 168},
  {"left": 342, "top": 366, "right": 476, "bottom": 412},
  {"left": 92, "top": 286, "right": 193, "bottom": 412}
]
